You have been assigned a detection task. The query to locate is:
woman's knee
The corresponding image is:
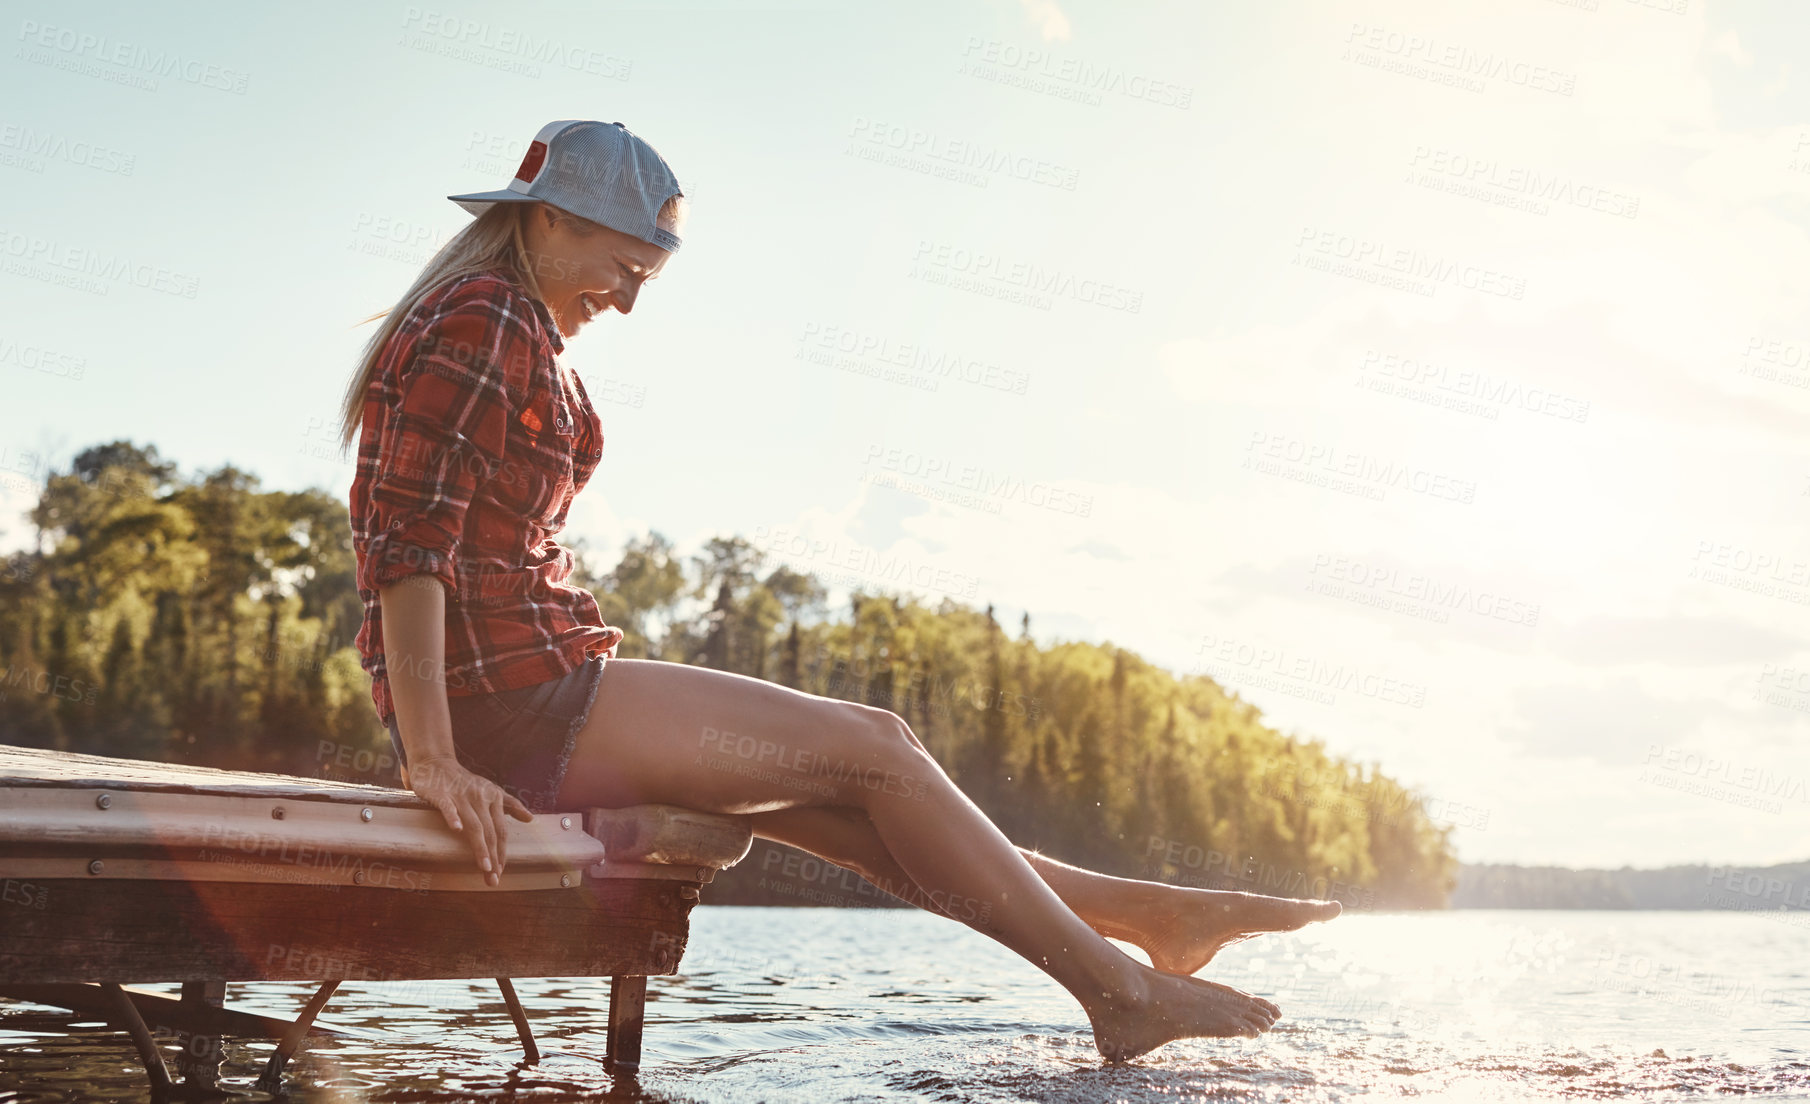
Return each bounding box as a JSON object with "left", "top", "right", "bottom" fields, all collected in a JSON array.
[
  {"left": 832, "top": 707, "right": 939, "bottom": 805},
  {"left": 843, "top": 704, "right": 928, "bottom": 762}
]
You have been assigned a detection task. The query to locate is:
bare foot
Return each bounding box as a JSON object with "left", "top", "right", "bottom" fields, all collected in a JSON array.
[
  {"left": 1138, "top": 891, "right": 1342, "bottom": 976},
  {"left": 1086, "top": 968, "right": 1282, "bottom": 1063}
]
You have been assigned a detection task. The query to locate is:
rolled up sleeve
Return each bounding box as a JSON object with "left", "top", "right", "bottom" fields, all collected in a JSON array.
[{"left": 359, "top": 303, "right": 520, "bottom": 597}]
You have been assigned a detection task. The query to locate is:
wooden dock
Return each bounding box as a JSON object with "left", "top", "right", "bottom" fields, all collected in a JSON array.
[{"left": 0, "top": 744, "right": 752, "bottom": 1092}]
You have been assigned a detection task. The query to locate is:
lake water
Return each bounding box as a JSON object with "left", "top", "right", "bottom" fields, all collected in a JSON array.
[{"left": 3, "top": 908, "right": 1807, "bottom": 1102}]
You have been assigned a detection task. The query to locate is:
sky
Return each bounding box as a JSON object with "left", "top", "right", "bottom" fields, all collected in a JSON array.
[{"left": 1, "top": 0, "right": 1806, "bottom": 869}]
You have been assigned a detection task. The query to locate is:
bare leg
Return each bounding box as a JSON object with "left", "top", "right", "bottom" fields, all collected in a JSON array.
[
  {"left": 553, "top": 658, "right": 1281, "bottom": 1060},
  {"left": 744, "top": 805, "right": 1341, "bottom": 975}
]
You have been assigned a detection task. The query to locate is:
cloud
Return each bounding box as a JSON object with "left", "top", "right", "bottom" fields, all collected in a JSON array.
[
  {"left": 1545, "top": 614, "right": 1807, "bottom": 669},
  {"left": 1501, "top": 674, "right": 1715, "bottom": 765},
  {"left": 1066, "top": 539, "right": 1130, "bottom": 561}
]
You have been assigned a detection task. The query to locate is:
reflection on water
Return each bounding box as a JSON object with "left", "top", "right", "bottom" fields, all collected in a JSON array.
[{"left": 2, "top": 908, "right": 1807, "bottom": 1102}]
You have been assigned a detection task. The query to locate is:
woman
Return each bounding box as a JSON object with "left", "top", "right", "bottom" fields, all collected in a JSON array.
[{"left": 340, "top": 119, "right": 1339, "bottom": 1063}]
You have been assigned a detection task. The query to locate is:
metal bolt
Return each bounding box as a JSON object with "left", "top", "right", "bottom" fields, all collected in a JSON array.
[
  {"left": 360, "top": 807, "right": 374, "bottom": 822},
  {"left": 560, "top": 874, "right": 572, "bottom": 888},
  {"left": 95, "top": 793, "right": 112, "bottom": 810},
  {"left": 88, "top": 860, "right": 104, "bottom": 875},
  {"left": 560, "top": 816, "right": 572, "bottom": 830},
  {"left": 271, "top": 806, "right": 286, "bottom": 820},
  {"left": 679, "top": 885, "right": 700, "bottom": 901},
  {"left": 353, "top": 870, "right": 365, "bottom": 884},
  {"left": 697, "top": 867, "right": 709, "bottom": 881}
]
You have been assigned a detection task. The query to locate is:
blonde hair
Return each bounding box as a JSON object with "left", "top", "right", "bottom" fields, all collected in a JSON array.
[{"left": 336, "top": 192, "right": 687, "bottom": 452}]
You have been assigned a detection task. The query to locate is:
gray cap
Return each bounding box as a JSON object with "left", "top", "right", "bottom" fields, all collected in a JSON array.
[{"left": 449, "top": 119, "right": 683, "bottom": 252}]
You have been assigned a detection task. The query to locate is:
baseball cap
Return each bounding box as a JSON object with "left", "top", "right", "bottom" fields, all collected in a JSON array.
[{"left": 449, "top": 119, "right": 684, "bottom": 252}]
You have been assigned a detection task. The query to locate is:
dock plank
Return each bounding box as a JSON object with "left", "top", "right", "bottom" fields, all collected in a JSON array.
[
  {"left": 2, "top": 875, "right": 691, "bottom": 985},
  {"left": 0, "top": 744, "right": 426, "bottom": 807}
]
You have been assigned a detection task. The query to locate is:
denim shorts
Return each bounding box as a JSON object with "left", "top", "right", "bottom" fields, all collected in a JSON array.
[{"left": 385, "top": 656, "right": 605, "bottom": 814}]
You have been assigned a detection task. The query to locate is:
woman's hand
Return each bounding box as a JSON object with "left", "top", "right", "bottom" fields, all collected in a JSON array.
[{"left": 408, "top": 754, "right": 535, "bottom": 885}]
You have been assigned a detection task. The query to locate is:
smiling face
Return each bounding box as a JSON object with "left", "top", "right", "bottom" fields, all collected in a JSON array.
[{"left": 520, "top": 202, "right": 672, "bottom": 337}]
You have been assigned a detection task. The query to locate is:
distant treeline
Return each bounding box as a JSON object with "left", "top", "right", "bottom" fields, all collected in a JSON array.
[
  {"left": 0, "top": 442, "right": 1459, "bottom": 907},
  {"left": 1454, "top": 861, "right": 1810, "bottom": 911}
]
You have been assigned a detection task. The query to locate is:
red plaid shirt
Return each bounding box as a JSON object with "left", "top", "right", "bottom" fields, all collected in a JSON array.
[{"left": 349, "top": 267, "right": 624, "bottom": 729}]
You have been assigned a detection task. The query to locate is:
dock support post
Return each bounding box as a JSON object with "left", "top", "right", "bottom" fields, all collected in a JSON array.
[
  {"left": 256, "top": 980, "right": 340, "bottom": 1093},
  {"left": 604, "top": 975, "right": 645, "bottom": 1073},
  {"left": 495, "top": 978, "right": 539, "bottom": 1065},
  {"left": 176, "top": 981, "right": 227, "bottom": 1088},
  {"left": 100, "top": 981, "right": 173, "bottom": 1093}
]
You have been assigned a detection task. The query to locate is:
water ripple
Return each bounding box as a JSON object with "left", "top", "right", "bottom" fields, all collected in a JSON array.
[{"left": 3, "top": 909, "right": 1807, "bottom": 1102}]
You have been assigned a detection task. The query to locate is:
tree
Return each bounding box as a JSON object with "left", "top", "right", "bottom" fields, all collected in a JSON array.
[
  {"left": 596, "top": 531, "right": 687, "bottom": 658},
  {"left": 5, "top": 441, "right": 1463, "bottom": 908}
]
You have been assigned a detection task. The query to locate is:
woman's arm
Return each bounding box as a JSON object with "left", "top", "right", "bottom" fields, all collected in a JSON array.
[
  {"left": 357, "top": 280, "right": 538, "bottom": 883},
  {"left": 380, "top": 571, "right": 531, "bottom": 885},
  {"left": 379, "top": 573, "right": 458, "bottom": 767}
]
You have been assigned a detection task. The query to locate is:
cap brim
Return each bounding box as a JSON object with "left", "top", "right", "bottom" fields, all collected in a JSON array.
[{"left": 447, "top": 189, "right": 540, "bottom": 218}]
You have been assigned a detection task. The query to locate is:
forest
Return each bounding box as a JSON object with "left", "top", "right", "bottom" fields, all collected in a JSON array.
[{"left": 0, "top": 442, "right": 1459, "bottom": 908}]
